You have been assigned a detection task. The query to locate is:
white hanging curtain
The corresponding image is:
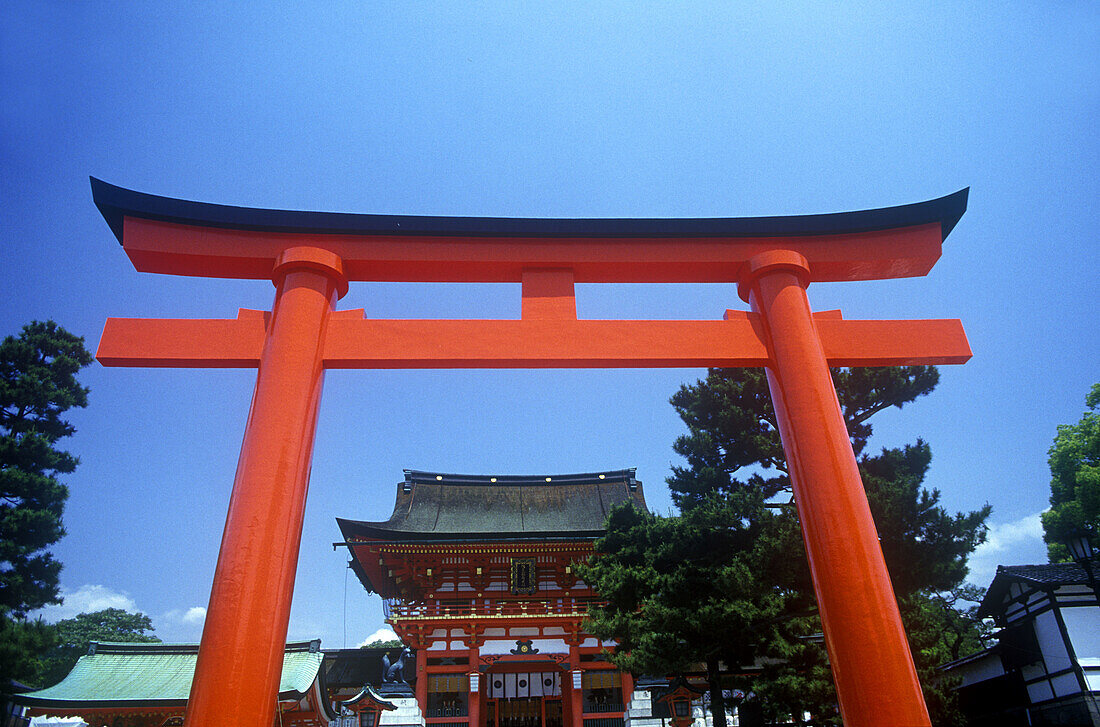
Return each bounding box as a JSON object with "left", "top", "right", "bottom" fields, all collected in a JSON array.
[
  {"left": 505, "top": 672, "right": 517, "bottom": 698},
  {"left": 515, "top": 673, "right": 531, "bottom": 698},
  {"left": 530, "top": 672, "right": 545, "bottom": 697},
  {"left": 488, "top": 671, "right": 561, "bottom": 698}
]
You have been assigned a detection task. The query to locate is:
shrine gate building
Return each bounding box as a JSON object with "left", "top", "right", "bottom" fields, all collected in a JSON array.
[{"left": 338, "top": 469, "right": 647, "bottom": 727}]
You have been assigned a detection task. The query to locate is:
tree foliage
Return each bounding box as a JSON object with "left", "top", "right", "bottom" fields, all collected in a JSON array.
[
  {"left": 0, "top": 321, "right": 92, "bottom": 695},
  {"left": 861, "top": 442, "right": 989, "bottom": 597},
  {"left": 580, "top": 492, "right": 795, "bottom": 727},
  {"left": 361, "top": 638, "right": 404, "bottom": 649},
  {"left": 897, "top": 585, "right": 993, "bottom": 725},
  {"left": 1041, "top": 383, "right": 1100, "bottom": 562},
  {"left": 666, "top": 367, "right": 940, "bottom": 509},
  {"left": 1, "top": 321, "right": 93, "bottom": 617},
  {"left": 39, "top": 608, "right": 160, "bottom": 688},
  {"left": 0, "top": 616, "right": 58, "bottom": 691},
  {"left": 585, "top": 367, "right": 990, "bottom": 726}
]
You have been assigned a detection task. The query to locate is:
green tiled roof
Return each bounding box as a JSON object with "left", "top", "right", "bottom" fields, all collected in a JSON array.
[{"left": 17, "top": 640, "right": 323, "bottom": 708}]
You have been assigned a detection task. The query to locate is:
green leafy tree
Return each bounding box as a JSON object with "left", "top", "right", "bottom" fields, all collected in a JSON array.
[
  {"left": 361, "top": 638, "right": 404, "bottom": 649},
  {"left": 587, "top": 367, "right": 989, "bottom": 726},
  {"left": 1041, "top": 383, "right": 1100, "bottom": 562},
  {"left": 0, "top": 321, "right": 92, "bottom": 693},
  {"left": 39, "top": 608, "right": 160, "bottom": 687}
]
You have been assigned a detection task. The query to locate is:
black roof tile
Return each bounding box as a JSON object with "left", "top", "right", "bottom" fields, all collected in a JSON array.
[
  {"left": 977, "top": 559, "right": 1098, "bottom": 617},
  {"left": 993, "top": 562, "right": 1094, "bottom": 586},
  {"left": 338, "top": 469, "right": 646, "bottom": 543}
]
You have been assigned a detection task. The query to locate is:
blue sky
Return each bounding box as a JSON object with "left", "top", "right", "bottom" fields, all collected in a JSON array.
[{"left": 2, "top": 3, "right": 1096, "bottom": 646}]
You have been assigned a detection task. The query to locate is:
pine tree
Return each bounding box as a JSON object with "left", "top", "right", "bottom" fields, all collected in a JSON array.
[
  {"left": 0, "top": 616, "right": 58, "bottom": 690},
  {"left": 684, "top": 367, "right": 990, "bottom": 724},
  {"left": 579, "top": 492, "right": 791, "bottom": 727},
  {"left": 585, "top": 366, "right": 990, "bottom": 726},
  {"left": 666, "top": 366, "right": 941, "bottom": 509},
  {"left": 0, "top": 321, "right": 93, "bottom": 692}
]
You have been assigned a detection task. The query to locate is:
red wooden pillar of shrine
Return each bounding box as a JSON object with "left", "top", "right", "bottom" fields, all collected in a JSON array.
[
  {"left": 415, "top": 650, "right": 429, "bottom": 714},
  {"left": 185, "top": 248, "right": 347, "bottom": 727},
  {"left": 568, "top": 646, "right": 584, "bottom": 727},
  {"left": 467, "top": 671, "right": 481, "bottom": 727},
  {"left": 740, "top": 250, "right": 927, "bottom": 726}
]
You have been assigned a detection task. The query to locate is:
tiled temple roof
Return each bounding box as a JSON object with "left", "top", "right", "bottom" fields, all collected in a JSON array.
[
  {"left": 338, "top": 469, "right": 646, "bottom": 543},
  {"left": 16, "top": 640, "right": 324, "bottom": 709},
  {"left": 978, "top": 560, "right": 1098, "bottom": 617},
  {"left": 993, "top": 562, "right": 1094, "bottom": 586}
]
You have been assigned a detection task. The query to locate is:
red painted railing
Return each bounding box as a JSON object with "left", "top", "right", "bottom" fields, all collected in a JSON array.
[{"left": 384, "top": 597, "right": 602, "bottom": 620}]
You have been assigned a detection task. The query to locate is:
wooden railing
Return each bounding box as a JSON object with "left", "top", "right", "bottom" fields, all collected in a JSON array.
[{"left": 384, "top": 597, "right": 602, "bottom": 620}]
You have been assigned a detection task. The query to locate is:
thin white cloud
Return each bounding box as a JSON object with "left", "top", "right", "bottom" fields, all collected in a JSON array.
[
  {"left": 159, "top": 606, "right": 209, "bottom": 642},
  {"left": 35, "top": 584, "right": 139, "bottom": 623},
  {"left": 358, "top": 628, "right": 399, "bottom": 647},
  {"left": 181, "top": 606, "right": 206, "bottom": 625},
  {"left": 967, "top": 512, "right": 1047, "bottom": 588},
  {"left": 164, "top": 606, "right": 207, "bottom": 626}
]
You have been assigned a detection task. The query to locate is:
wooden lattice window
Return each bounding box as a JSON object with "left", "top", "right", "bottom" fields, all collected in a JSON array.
[
  {"left": 428, "top": 674, "right": 470, "bottom": 692},
  {"left": 427, "top": 674, "right": 470, "bottom": 718},
  {"left": 582, "top": 671, "right": 623, "bottom": 714}
]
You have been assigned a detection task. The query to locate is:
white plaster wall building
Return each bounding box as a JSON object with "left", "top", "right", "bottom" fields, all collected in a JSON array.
[{"left": 941, "top": 562, "right": 1100, "bottom": 726}]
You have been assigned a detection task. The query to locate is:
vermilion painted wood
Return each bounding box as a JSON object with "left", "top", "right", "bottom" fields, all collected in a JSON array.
[
  {"left": 568, "top": 655, "right": 583, "bottom": 727},
  {"left": 520, "top": 269, "right": 578, "bottom": 319},
  {"left": 95, "top": 312, "right": 971, "bottom": 369},
  {"left": 90, "top": 181, "right": 971, "bottom": 727},
  {"left": 415, "top": 651, "right": 428, "bottom": 714},
  {"left": 740, "top": 250, "right": 931, "bottom": 727},
  {"left": 120, "top": 216, "right": 946, "bottom": 284},
  {"left": 468, "top": 673, "right": 481, "bottom": 727},
  {"left": 183, "top": 248, "right": 343, "bottom": 727}
]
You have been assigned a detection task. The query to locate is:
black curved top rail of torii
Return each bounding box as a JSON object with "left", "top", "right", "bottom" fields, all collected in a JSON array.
[{"left": 90, "top": 177, "right": 968, "bottom": 284}]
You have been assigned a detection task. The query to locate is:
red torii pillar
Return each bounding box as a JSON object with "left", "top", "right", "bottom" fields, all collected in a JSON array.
[{"left": 91, "top": 178, "right": 971, "bottom": 727}]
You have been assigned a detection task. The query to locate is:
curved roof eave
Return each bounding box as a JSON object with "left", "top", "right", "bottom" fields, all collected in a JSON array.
[
  {"left": 337, "top": 520, "right": 607, "bottom": 544},
  {"left": 14, "top": 640, "right": 324, "bottom": 708},
  {"left": 91, "top": 177, "right": 968, "bottom": 244}
]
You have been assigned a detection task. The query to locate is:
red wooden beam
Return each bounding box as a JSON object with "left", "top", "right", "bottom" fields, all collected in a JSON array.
[
  {"left": 119, "top": 216, "right": 947, "bottom": 284},
  {"left": 92, "top": 179, "right": 968, "bottom": 285},
  {"left": 96, "top": 310, "right": 970, "bottom": 369}
]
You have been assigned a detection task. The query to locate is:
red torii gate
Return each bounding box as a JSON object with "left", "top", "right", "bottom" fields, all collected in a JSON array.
[{"left": 91, "top": 178, "right": 971, "bottom": 727}]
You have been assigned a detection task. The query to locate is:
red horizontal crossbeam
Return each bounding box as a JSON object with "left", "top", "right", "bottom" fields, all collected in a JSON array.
[
  {"left": 96, "top": 309, "right": 971, "bottom": 369},
  {"left": 121, "top": 217, "right": 946, "bottom": 284}
]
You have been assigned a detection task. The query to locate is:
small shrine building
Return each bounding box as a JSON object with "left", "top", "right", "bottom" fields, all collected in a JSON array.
[
  {"left": 14, "top": 640, "right": 335, "bottom": 727},
  {"left": 337, "top": 469, "right": 648, "bottom": 727}
]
